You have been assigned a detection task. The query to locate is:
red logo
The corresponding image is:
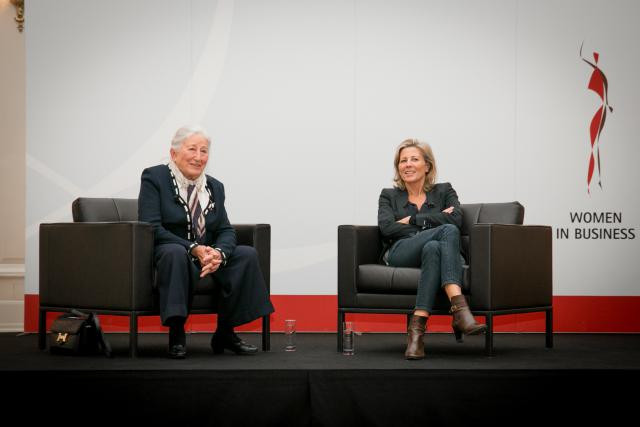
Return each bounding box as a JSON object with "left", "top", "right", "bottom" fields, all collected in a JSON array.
[{"left": 580, "top": 43, "right": 613, "bottom": 194}]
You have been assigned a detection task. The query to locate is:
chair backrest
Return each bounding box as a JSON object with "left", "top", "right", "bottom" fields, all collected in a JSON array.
[
  {"left": 459, "top": 202, "right": 524, "bottom": 261},
  {"left": 72, "top": 198, "right": 138, "bottom": 222}
]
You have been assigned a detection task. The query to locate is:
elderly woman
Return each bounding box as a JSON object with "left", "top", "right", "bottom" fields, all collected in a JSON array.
[
  {"left": 138, "top": 125, "right": 274, "bottom": 359},
  {"left": 378, "top": 139, "right": 486, "bottom": 360}
]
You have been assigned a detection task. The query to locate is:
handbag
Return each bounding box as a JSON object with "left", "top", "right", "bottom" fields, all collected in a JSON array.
[{"left": 49, "top": 309, "right": 112, "bottom": 357}]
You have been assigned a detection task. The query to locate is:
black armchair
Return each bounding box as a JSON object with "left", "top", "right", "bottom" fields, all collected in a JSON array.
[
  {"left": 38, "top": 197, "right": 271, "bottom": 357},
  {"left": 338, "top": 202, "right": 552, "bottom": 356}
]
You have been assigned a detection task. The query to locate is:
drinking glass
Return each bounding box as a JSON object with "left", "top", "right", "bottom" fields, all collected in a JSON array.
[
  {"left": 284, "top": 319, "right": 296, "bottom": 351},
  {"left": 343, "top": 321, "right": 354, "bottom": 355}
]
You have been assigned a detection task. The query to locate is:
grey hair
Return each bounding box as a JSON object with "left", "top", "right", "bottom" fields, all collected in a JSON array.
[{"left": 170, "top": 125, "right": 211, "bottom": 151}]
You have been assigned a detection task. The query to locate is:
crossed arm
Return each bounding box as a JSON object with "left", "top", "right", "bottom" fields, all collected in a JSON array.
[{"left": 396, "top": 206, "right": 454, "bottom": 224}]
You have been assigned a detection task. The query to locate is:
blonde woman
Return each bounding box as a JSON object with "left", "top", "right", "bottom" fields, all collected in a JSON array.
[{"left": 378, "top": 139, "right": 486, "bottom": 360}]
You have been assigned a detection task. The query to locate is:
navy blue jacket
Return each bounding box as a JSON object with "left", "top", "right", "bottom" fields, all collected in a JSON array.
[{"left": 138, "top": 164, "right": 236, "bottom": 257}]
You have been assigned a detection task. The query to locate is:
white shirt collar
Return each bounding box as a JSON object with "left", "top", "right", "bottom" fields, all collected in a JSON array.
[
  {"left": 167, "top": 160, "right": 206, "bottom": 191},
  {"left": 167, "top": 161, "right": 210, "bottom": 211}
]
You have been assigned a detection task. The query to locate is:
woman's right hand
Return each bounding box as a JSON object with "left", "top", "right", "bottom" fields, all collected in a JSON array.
[
  {"left": 192, "top": 245, "right": 213, "bottom": 265},
  {"left": 396, "top": 216, "right": 411, "bottom": 224}
]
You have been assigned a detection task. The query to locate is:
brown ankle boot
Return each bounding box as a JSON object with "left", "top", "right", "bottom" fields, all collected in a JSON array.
[
  {"left": 450, "top": 295, "right": 487, "bottom": 343},
  {"left": 405, "top": 315, "right": 428, "bottom": 360}
]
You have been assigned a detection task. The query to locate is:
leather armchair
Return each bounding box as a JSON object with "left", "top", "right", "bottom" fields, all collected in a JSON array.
[
  {"left": 338, "top": 202, "right": 553, "bottom": 356},
  {"left": 39, "top": 198, "right": 271, "bottom": 357}
]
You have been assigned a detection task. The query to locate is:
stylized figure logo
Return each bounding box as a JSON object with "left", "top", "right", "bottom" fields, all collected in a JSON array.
[{"left": 580, "top": 42, "right": 613, "bottom": 194}]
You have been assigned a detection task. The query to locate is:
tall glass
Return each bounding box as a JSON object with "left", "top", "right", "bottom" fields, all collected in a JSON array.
[
  {"left": 284, "top": 319, "right": 296, "bottom": 351},
  {"left": 343, "top": 321, "right": 354, "bottom": 355}
]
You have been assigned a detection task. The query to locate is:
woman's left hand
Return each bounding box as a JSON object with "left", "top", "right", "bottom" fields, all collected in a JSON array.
[
  {"left": 442, "top": 206, "right": 454, "bottom": 214},
  {"left": 200, "top": 257, "right": 222, "bottom": 277}
]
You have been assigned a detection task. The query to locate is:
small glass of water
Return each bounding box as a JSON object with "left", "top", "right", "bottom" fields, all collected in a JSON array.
[
  {"left": 284, "top": 319, "right": 296, "bottom": 351},
  {"left": 343, "top": 321, "right": 354, "bottom": 356}
]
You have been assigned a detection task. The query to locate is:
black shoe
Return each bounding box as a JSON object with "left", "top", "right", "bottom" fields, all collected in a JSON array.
[
  {"left": 167, "top": 317, "right": 186, "bottom": 358},
  {"left": 211, "top": 333, "right": 258, "bottom": 355},
  {"left": 168, "top": 344, "right": 187, "bottom": 359}
]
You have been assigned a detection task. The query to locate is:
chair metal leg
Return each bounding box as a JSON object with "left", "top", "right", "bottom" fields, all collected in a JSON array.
[
  {"left": 546, "top": 308, "right": 554, "bottom": 349},
  {"left": 38, "top": 308, "right": 47, "bottom": 350},
  {"left": 484, "top": 313, "right": 494, "bottom": 357},
  {"left": 129, "top": 314, "right": 138, "bottom": 358},
  {"left": 337, "top": 310, "right": 344, "bottom": 352},
  {"left": 262, "top": 314, "right": 270, "bottom": 351}
]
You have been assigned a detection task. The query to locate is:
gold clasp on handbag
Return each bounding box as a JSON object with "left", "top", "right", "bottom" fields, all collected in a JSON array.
[{"left": 56, "top": 332, "right": 69, "bottom": 344}]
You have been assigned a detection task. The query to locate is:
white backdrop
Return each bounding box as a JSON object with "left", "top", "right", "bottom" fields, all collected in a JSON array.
[{"left": 26, "top": 0, "right": 640, "bottom": 297}]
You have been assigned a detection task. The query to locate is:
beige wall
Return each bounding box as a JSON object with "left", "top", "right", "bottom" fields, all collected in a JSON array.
[{"left": 0, "top": 1, "right": 25, "bottom": 331}]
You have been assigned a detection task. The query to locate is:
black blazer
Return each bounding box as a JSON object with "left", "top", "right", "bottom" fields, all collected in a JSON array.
[
  {"left": 138, "top": 164, "right": 236, "bottom": 257},
  {"left": 378, "top": 182, "right": 463, "bottom": 244}
]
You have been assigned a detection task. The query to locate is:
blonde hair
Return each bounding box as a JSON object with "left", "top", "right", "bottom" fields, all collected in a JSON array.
[{"left": 393, "top": 139, "right": 437, "bottom": 192}]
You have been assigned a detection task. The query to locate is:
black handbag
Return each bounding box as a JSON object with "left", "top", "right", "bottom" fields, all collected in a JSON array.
[{"left": 49, "top": 309, "right": 112, "bottom": 357}]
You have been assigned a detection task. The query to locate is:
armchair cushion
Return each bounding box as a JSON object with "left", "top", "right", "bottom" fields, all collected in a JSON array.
[{"left": 357, "top": 264, "right": 470, "bottom": 295}]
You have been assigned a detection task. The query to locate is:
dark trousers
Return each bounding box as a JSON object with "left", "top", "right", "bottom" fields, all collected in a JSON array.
[
  {"left": 387, "top": 224, "right": 463, "bottom": 313},
  {"left": 154, "top": 244, "right": 274, "bottom": 327}
]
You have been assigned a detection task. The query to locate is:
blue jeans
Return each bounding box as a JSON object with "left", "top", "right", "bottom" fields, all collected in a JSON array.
[{"left": 387, "top": 224, "right": 463, "bottom": 313}]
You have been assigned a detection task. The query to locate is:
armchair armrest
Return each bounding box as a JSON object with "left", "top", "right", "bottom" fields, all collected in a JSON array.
[
  {"left": 39, "top": 222, "right": 154, "bottom": 311},
  {"left": 469, "top": 223, "right": 552, "bottom": 311},
  {"left": 233, "top": 224, "right": 271, "bottom": 292},
  {"left": 338, "top": 225, "right": 382, "bottom": 308}
]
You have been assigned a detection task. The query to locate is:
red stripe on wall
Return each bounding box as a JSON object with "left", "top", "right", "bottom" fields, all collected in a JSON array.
[{"left": 24, "top": 294, "right": 640, "bottom": 333}]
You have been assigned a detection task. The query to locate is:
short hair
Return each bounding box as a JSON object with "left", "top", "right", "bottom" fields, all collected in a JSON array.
[
  {"left": 170, "top": 125, "right": 211, "bottom": 152},
  {"left": 393, "top": 139, "right": 437, "bottom": 192}
]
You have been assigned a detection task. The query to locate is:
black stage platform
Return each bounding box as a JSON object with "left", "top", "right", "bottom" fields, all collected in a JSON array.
[{"left": 3, "top": 332, "right": 639, "bottom": 426}]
